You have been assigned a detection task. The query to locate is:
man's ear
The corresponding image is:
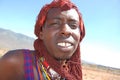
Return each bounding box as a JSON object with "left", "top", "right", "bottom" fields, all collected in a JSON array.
[{"left": 39, "top": 30, "right": 44, "bottom": 40}]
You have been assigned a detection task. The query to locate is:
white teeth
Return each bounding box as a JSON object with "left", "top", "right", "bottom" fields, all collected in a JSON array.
[
  {"left": 66, "top": 43, "right": 71, "bottom": 47},
  {"left": 57, "top": 42, "right": 71, "bottom": 47}
]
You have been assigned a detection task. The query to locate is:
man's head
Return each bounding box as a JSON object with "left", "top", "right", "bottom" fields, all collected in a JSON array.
[
  {"left": 34, "top": 0, "right": 85, "bottom": 60},
  {"left": 39, "top": 8, "right": 80, "bottom": 60}
]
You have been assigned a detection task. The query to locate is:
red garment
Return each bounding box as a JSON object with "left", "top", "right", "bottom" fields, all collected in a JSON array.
[{"left": 24, "top": 50, "right": 34, "bottom": 80}]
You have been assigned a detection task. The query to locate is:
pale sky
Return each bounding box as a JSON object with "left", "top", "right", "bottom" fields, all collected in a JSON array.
[{"left": 0, "top": 0, "right": 120, "bottom": 68}]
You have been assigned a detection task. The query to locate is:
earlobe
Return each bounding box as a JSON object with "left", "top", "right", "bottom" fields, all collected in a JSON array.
[{"left": 39, "top": 31, "right": 44, "bottom": 40}]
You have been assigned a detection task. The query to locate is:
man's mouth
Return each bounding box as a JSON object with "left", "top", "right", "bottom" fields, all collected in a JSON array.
[{"left": 57, "top": 42, "right": 72, "bottom": 48}]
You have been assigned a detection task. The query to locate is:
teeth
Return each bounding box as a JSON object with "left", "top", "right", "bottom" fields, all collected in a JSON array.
[
  {"left": 57, "top": 42, "right": 71, "bottom": 47},
  {"left": 66, "top": 43, "right": 71, "bottom": 46}
]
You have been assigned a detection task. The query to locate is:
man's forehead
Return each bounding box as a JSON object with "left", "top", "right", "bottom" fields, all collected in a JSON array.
[
  {"left": 46, "top": 8, "right": 79, "bottom": 20},
  {"left": 61, "top": 9, "right": 79, "bottom": 19}
]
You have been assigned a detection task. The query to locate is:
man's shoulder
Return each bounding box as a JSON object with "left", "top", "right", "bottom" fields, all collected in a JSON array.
[
  {"left": 0, "top": 49, "right": 35, "bottom": 79},
  {"left": 1, "top": 49, "right": 32, "bottom": 58},
  {"left": 0, "top": 49, "right": 35, "bottom": 66}
]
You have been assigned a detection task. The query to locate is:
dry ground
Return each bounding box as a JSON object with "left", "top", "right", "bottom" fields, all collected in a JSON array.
[
  {"left": 0, "top": 48, "right": 8, "bottom": 57},
  {"left": 82, "top": 64, "right": 120, "bottom": 80}
]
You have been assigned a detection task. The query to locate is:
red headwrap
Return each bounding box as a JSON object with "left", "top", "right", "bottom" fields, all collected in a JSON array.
[{"left": 34, "top": 0, "right": 85, "bottom": 80}]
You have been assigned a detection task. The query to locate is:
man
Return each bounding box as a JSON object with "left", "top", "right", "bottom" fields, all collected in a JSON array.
[{"left": 0, "top": 0, "right": 85, "bottom": 80}]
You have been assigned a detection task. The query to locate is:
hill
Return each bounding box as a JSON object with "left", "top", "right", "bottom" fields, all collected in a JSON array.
[{"left": 0, "top": 28, "right": 34, "bottom": 50}]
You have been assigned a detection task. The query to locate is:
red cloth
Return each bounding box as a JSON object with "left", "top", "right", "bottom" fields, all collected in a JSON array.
[{"left": 24, "top": 50, "right": 34, "bottom": 80}]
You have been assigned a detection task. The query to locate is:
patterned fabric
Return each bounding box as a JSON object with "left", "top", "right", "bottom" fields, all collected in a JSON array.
[
  {"left": 35, "top": 56, "right": 41, "bottom": 80},
  {"left": 24, "top": 50, "right": 34, "bottom": 80},
  {"left": 23, "top": 50, "right": 66, "bottom": 80}
]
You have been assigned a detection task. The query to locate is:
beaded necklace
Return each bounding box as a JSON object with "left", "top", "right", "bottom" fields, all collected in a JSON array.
[{"left": 36, "top": 57, "right": 66, "bottom": 80}]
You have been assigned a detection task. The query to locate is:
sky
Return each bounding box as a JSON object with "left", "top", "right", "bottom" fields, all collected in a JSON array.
[{"left": 0, "top": 0, "right": 120, "bottom": 68}]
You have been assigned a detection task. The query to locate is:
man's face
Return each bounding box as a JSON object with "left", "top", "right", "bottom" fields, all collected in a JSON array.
[{"left": 39, "top": 8, "right": 80, "bottom": 60}]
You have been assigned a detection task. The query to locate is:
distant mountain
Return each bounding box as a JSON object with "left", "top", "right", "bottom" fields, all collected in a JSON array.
[{"left": 0, "top": 28, "right": 35, "bottom": 50}]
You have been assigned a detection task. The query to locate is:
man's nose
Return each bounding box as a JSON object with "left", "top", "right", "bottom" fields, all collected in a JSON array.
[{"left": 60, "top": 23, "right": 72, "bottom": 38}]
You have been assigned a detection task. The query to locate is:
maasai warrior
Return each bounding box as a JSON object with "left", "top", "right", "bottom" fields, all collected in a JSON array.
[{"left": 0, "top": 0, "right": 85, "bottom": 80}]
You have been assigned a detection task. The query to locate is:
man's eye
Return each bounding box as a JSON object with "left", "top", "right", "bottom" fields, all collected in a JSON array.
[
  {"left": 70, "top": 24, "right": 78, "bottom": 29},
  {"left": 50, "top": 21, "right": 61, "bottom": 26},
  {"left": 47, "top": 22, "right": 61, "bottom": 28},
  {"left": 51, "top": 22, "right": 59, "bottom": 25}
]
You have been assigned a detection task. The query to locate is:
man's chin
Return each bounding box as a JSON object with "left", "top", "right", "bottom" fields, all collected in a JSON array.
[{"left": 54, "top": 55, "right": 72, "bottom": 61}]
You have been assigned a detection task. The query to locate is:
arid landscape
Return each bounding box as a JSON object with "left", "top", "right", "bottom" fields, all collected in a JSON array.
[
  {"left": 82, "top": 62, "right": 120, "bottom": 80},
  {"left": 0, "top": 48, "right": 8, "bottom": 57}
]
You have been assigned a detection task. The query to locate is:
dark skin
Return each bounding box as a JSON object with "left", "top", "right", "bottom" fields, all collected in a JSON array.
[
  {"left": 40, "top": 8, "right": 80, "bottom": 60},
  {"left": 0, "top": 8, "right": 80, "bottom": 80},
  {"left": 0, "top": 50, "right": 38, "bottom": 80}
]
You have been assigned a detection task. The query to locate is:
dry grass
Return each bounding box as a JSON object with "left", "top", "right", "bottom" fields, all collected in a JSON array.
[
  {"left": 0, "top": 48, "right": 8, "bottom": 57},
  {"left": 82, "top": 64, "right": 120, "bottom": 80}
]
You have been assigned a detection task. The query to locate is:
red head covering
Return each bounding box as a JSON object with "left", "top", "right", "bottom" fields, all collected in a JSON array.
[{"left": 34, "top": 0, "right": 85, "bottom": 80}]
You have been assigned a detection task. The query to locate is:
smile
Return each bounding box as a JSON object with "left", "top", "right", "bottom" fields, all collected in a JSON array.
[{"left": 57, "top": 42, "right": 72, "bottom": 48}]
